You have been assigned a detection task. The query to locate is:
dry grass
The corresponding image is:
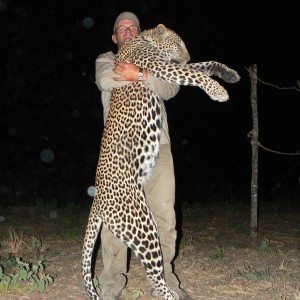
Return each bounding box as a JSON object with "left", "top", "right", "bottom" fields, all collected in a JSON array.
[
  {"left": 7, "top": 227, "right": 30, "bottom": 254},
  {"left": 0, "top": 202, "right": 299, "bottom": 299}
]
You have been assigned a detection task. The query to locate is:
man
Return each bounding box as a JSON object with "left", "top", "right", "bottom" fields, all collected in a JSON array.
[{"left": 95, "top": 11, "right": 191, "bottom": 300}]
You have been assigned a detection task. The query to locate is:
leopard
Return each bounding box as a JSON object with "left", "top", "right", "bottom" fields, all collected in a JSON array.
[{"left": 82, "top": 24, "right": 240, "bottom": 300}]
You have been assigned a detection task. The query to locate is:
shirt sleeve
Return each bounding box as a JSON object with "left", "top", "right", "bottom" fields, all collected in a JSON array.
[
  {"left": 143, "top": 73, "right": 180, "bottom": 101},
  {"left": 95, "top": 51, "right": 130, "bottom": 92}
]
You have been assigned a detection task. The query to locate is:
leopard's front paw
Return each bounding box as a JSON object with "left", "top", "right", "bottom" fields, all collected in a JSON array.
[
  {"left": 220, "top": 68, "right": 240, "bottom": 83},
  {"left": 208, "top": 84, "right": 229, "bottom": 102}
]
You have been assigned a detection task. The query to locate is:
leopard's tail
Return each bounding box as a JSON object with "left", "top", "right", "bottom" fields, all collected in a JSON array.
[{"left": 82, "top": 211, "right": 102, "bottom": 300}]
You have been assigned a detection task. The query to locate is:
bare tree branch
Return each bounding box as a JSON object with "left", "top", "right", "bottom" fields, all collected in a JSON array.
[{"left": 245, "top": 67, "right": 300, "bottom": 92}]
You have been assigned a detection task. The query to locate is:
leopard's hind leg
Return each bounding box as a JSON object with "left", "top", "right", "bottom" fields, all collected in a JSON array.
[{"left": 112, "top": 192, "right": 175, "bottom": 300}]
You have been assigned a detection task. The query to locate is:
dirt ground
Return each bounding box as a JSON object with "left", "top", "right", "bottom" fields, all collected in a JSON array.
[{"left": 0, "top": 199, "right": 299, "bottom": 300}]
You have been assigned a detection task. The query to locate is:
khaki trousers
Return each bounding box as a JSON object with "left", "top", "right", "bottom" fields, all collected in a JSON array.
[{"left": 98, "top": 143, "right": 179, "bottom": 293}]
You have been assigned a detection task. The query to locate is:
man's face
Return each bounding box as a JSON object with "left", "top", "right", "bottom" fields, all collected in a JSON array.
[{"left": 112, "top": 19, "right": 139, "bottom": 48}]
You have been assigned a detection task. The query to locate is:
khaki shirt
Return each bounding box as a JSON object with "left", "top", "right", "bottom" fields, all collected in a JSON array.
[{"left": 95, "top": 51, "right": 180, "bottom": 144}]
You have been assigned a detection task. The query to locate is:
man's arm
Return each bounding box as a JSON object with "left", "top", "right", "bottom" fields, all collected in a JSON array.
[
  {"left": 144, "top": 73, "right": 180, "bottom": 101},
  {"left": 96, "top": 52, "right": 180, "bottom": 100},
  {"left": 95, "top": 52, "right": 130, "bottom": 92},
  {"left": 113, "top": 61, "right": 180, "bottom": 101}
]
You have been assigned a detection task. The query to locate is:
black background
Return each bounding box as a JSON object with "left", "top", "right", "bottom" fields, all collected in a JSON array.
[{"left": 1, "top": 0, "right": 299, "bottom": 208}]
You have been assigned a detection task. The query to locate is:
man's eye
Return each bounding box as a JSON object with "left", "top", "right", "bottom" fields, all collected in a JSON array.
[{"left": 117, "top": 26, "right": 138, "bottom": 32}]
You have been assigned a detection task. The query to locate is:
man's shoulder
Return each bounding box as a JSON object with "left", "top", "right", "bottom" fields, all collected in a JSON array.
[{"left": 96, "top": 51, "right": 116, "bottom": 62}]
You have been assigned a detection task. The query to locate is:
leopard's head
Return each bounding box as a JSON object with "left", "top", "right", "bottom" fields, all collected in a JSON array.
[{"left": 140, "top": 24, "right": 190, "bottom": 65}]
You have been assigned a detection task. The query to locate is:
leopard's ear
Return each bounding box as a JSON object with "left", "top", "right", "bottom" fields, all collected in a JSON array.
[
  {"left": 157, "top": 24, "right": 167, "bottom": 34},
  {"left": 154, "top": 24, "right": 168, "bottom": 40}
]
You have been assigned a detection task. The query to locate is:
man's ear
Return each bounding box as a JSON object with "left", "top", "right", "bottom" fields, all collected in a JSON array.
[{"left": 112, "top": 35, "right": 117, "bottom": 44}]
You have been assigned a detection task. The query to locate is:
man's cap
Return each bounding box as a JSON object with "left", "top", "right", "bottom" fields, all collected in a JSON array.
[{"left": 113, "top": 11, "right": 140, "bottom": 33}]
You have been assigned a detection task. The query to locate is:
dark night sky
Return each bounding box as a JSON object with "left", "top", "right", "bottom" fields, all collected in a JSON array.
[{"left": 1, "top": 0, "right": 299, "bottom": 207}]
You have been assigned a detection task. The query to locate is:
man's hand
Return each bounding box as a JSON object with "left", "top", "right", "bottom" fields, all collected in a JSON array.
[{"left": 113, "top": 61, "right": 146, "bottom": 81}]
